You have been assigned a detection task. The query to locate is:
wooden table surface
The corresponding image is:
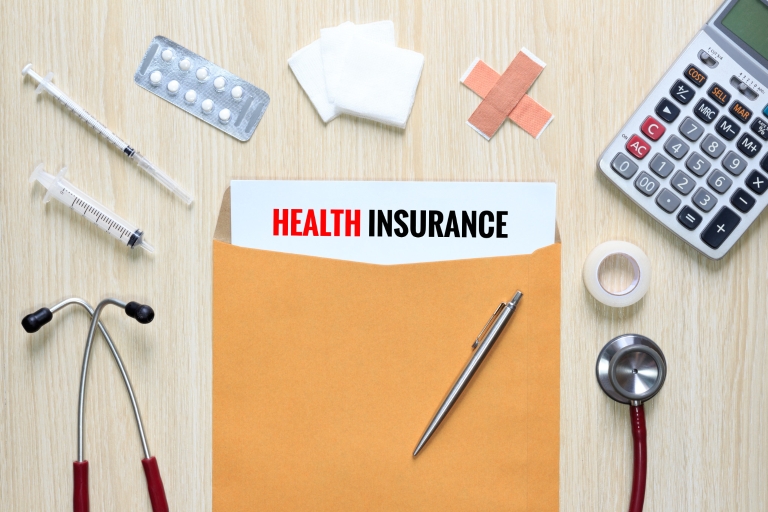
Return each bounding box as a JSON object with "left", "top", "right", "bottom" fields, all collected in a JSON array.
[{"left": 2, "top": 0, "right": 767, "bottom": 510}]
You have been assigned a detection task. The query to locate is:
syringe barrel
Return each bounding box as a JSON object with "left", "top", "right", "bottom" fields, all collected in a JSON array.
[
  {"left": 40, "top": 171, "right": 146, "bottom": 249},
  {"left": 47, "top": 87, "right": 131, "bottom": 153}
]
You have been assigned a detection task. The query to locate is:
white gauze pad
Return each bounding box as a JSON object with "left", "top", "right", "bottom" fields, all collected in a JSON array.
[
  {"left": 320, "top": 20, "right": 395, "bottom": 103},
  {"left": 288, "top": 39, "right": 339, "bottom": 123},
  {"left": 334, "top": 35, "right": 424, "bottom": 129},
  {"left": 288, "top": 21, "right": 395, "bottom": 123}
]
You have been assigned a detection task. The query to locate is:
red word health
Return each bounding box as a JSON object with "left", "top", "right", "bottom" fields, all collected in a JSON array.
[{"left": 273, "top": 209, "right": 361, "bottom": 237}]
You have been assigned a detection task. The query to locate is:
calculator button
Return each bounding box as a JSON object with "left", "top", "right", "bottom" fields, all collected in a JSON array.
[
  {"left": 700, "top": 207, "right": 741, "bottom": 249},
  {"left": 611, "top": 153, "right": 639, "bottom": 179},
  {"left": 641, "top": 116, "right": 666, "bottom": 141},
  {"left": 701, "top": 134, "right": 725, "bottom": 159},
  {"left": 706, "top": 170, "right": 732, "bottom": 194},
  {"left": 730, "top": 188, "right": 756, "bottom": 213},
  {"left": 729, "top": 101, "right": 753, "bottom": 123},
  {"left": 752, "top": 118, "right": 768, "bottom": 140},
  {"left": 698, "top": 50, "right": 719, "bottom": 68},
  {"left": 745, "top": 170, "right": 768, "bottom": 195},
  {"left": 679, "top": 117, "right": 704, "bottom": 141},
  {"left": 707, "top": 83, "right": 731, "bottom": 106},
  {"left": 670, "top": 80, "right": 695, "bottom": 105},
  {"left": 737, "top": 133, "right": 762, "bottom": 158},
  {"left": 649, "top": 153, "right": 674, "bottom": 178},
  {"left": 722, "top": 151, "right": 747, "bottom": 176},
  {"left": 671, "top": 170, "right": 696, "bottom": 195},
  {"left": 685, "top": 152, "right": 711, "bottom": 176},
  {"left": 664, "top": 135, "right": 689, "bottom": 160},
  {"left": 694, "top": 99, "right": 719, "bottom": 124},
  {"left": 678, "top": 206, "right": 703, "bottom": 230},
  {"left": 764, "top": 105, "right": 768, "bottom": 117},
  {"left": 626, "top": 135, "right": 651, "bottom": 160},
  {"left": 634, "top": 172, "right": 660, "bottom": 197},
  {"left": 656, "top": 188, "right": 681, "bottom": 213},
  {"left": 684, "top": 64, "right": 708, "bottom": 87},
  {"left": 762, "top": 153, "right": 768, "bottom": 173},
  {"left": 715, "top": 116, "right": 741, "bottom": 141},
  {"left": 692, "top": 187, "right": 717, "bottom": 212},
  {"left": 655, "top": 98, "right": 681, "bottom": 123}
]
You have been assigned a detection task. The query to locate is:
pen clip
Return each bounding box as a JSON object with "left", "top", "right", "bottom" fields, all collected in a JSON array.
[{"left": 472, "top": 303, "right": 505, "bottom": 349}]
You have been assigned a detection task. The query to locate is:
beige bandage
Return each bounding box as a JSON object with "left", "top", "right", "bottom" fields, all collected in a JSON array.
[{"left": 462, "top": 49, "right": 551, "bottom": 140}]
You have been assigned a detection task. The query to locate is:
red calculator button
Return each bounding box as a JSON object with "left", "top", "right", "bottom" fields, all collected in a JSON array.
[
  {"left": 626, "top": 135, "right": 652, "bottom": 160},
  {"left": 641, "top": 116, "right": 666, "bottom": 141}
]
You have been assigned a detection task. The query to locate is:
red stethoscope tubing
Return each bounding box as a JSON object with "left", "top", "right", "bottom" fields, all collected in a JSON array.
[{"left": 628, "top": 404, "right": 647, "bottom": 512}]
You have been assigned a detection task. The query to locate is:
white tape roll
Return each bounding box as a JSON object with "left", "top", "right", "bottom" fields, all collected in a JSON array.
[{"left": 583, "top": 241, "right": 651, "bottom": 307}]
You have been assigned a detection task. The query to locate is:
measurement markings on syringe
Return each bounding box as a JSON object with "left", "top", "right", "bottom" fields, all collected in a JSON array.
[{"left": 64, "top": 189, "right": 134, "bottom": 244}]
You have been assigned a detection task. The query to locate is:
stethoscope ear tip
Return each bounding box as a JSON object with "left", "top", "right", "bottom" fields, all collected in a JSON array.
[
  {"left": 125, "top": 302, "right": 155, "bottom": 324},
  {"left": 21, "top": 307, "right": 53, "bottom": 333}
]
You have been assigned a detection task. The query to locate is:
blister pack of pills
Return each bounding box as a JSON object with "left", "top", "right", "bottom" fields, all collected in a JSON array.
[{"left": 134, "top": 36, "right": 269, "bottom": 141}]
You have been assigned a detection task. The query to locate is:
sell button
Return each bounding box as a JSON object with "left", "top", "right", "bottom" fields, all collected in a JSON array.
[{"left": 708, "top": 83, "right": 731, "bottom": 106}]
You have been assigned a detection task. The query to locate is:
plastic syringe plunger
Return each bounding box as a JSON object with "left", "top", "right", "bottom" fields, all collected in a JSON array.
[{"left": 30, "top": 164, "right": 154, "bottom": 253}]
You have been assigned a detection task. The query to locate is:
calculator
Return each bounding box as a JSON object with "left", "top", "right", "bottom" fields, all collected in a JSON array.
[{"left": 598, "top": 0, "right": 768, "bottom": 259}]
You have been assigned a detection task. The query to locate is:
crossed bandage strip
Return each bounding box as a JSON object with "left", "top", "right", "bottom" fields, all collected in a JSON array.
[{"left": 461, "top": 48, "right": 553, "bottom": 140}]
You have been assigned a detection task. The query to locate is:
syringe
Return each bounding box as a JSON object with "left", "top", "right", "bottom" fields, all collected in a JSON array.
[
  {"left": 31, "top": 164, "right": 154, "bottom": 253},
  {"left": 22, "top": 63, "right": 193, "bottom": 205}
]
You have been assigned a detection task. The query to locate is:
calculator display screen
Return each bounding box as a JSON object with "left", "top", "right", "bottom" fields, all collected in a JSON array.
[{"left": 721, "top": 0, "right": 768, "bottom": 60}]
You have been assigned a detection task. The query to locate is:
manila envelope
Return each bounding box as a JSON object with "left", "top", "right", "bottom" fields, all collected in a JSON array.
[{"left": 213, "top": 188, "right": 560, "bottom": 511}]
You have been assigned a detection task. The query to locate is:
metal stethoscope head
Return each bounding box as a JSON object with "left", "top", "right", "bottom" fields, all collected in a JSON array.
[
  {"left": 596, "top": 333, "right": 666, "bottom": 405},
  {"left": 596, "top": 334, "right": 667, "bottom": 512},
  {"left": 22, "top": 297, "right": 169, "bottom": 512}
]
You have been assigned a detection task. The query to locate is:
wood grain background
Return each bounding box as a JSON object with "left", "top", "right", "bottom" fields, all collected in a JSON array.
[{"left": 2, "top": 0, "right": 766, "bottom": 510}]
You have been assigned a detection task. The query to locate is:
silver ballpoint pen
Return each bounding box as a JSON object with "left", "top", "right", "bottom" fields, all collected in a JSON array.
[{"left": 413, "top": 291, "right": 523, "bottom": 457}]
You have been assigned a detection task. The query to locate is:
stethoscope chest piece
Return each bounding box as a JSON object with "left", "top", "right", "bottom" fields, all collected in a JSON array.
[{"left": 596, "top": 334, "right": 666, "bottom": 405}]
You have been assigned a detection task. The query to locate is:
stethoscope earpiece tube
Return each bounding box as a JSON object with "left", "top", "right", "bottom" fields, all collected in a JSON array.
[
  {"left": 629, "top": 405, "right": 647, "bottom": 512},
  {"left": 143, "top": 456, "right": 170, "bottom": 512},
  {"left": 73, "top": 461, "right": 88, "bottom": 512}
]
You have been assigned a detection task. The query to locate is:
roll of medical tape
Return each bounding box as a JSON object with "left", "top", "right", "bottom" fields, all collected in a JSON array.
[{"left": 582, "top": 241, "right": 651, "bottom": 308}]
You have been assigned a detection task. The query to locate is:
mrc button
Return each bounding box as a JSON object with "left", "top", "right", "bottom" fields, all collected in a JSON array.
[
  {"left": 684, "top": 64, "right": 708, "bottom": 87},
  {"left": 730, "top": 101, "right": 753, "bottom": 123},
  {"left": 694, "top": 98, "right": 719, "bottom": 123},
  {"left": 708, "top": 83, "right": 731, "bottom": 106}
]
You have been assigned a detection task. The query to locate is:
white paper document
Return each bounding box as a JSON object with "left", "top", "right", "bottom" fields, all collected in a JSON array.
[{"left": 231, "top": 181, "right": 556, "bottom": 264}]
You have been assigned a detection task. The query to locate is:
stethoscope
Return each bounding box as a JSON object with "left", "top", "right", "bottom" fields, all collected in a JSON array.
[
  {"left": 22, "top": 298, "right": 169, "bottom": 512},
  {"left": 596, "top": 334, "right": 667, "bottom": 512}
]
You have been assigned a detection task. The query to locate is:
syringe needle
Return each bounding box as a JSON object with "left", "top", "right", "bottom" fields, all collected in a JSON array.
[{"left": 22, "top": 63, "right": 193, "bottom": 205}]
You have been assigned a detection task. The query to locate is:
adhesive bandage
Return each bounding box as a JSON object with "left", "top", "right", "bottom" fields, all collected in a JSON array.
[
  {"left": 461, "top": 58, "right": 553, "bottom": 139},
  {"left": 465, "top": 48, "right": 547, "bottom": 140}
]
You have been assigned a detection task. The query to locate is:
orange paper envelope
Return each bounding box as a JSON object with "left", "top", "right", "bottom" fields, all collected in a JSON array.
[{"left": 213, "top": 188, "right": 560, "bottom": 511}]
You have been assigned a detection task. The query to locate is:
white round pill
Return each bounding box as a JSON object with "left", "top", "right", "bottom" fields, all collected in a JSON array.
[
  {"left": 179, "top": 58, "right": 191, "bottom": 71},
  {"left": 231, "top": 85, "right": 243, "bottom": 100},
  {"left": 219, "top": 108, "right": 231, "bottom": 123},
  {"left": 161, "top": 49, "right": 173, "bottom": 62},
  {"left": 201, "top": 99, "right": 214, "bottom": 113},
  {"left": 196, "top": 67, "right": 209, "bottom": 81},
  {"left": 184, "top": 89, "right": 197, "bottom": 103},
  {"left": 149, "top": 70, "right": 162, "bottom": 85},
  {"left": 167, "top": 80, "right": 180, "bottom": 94},
  {"left": 213, "top": 76, "right": 227, "bottom": 91}
]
